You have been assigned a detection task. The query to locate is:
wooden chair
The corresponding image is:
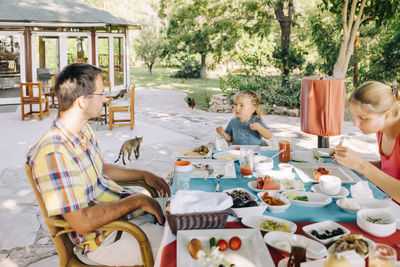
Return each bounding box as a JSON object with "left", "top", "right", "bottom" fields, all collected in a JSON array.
[
  {"left": 25, "top": 163, "right": 157, "bottom": 267},
  {"left": 109, "top": 85, "right": 135, "bottom": 130},
  {"left": 41, "top": 75, "right": 57, "bottom": 109},
  {"left": 20, "top": 82, "right": 50, "bottom": 120}
]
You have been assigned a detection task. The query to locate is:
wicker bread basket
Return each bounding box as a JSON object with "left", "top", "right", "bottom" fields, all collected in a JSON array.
[{"left": 166, "top": 208, "right": 230, "bottom": 235}]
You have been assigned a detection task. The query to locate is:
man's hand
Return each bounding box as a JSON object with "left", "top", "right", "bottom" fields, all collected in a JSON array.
[
  {"left": 140, "top": 195, "right": 165, "bottom": 224},
  {"left": 143, "top": 172, "right": 171, "bottom": 197},
  {"left": 334, "top": 145, "right": 365, "bottom": 172}
]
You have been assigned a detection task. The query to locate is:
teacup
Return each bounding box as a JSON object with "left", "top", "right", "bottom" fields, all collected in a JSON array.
[
  {"left": 279, "top": 163, "right": 293, "bottom": 173},
  {"left": 319, "top": 175, "right": 341, "bottom": 195}
]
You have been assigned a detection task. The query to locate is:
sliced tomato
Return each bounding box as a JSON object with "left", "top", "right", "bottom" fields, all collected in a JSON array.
[
  {"left": 229, "top": 236, "right": 242, "bottom": 250},
  {"left": 217, "top": 239, "right": 228, "bottom": 251}
]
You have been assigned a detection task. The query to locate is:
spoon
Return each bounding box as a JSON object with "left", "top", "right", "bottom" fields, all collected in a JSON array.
[
  {"left": 271, "top": 149, "right": 284, "bottom": 159},
  {"left": 215, "top": 174, "right": 224, "bottom": 192}
]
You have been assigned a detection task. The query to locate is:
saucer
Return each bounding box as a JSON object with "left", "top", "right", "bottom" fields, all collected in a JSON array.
[{"left": 311, "top": 184, "right": 349, "bottom": 199}]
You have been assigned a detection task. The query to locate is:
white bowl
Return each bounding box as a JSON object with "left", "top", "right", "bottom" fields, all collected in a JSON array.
[
  {"left": 319, "top": 175, "right": 341, "bottom": 195},
  {"left": 224, "top": 188, "right": 267, "bottom": 218},
  {"left": 278, "top": 163, "right": 293, "bottom": 173},
  {"left": 336, "top": 198, "right": 391, "bottom": 214},
  {"left": 302, "top": 220, "right": 350, "bottom": 245},
  {"left": 257, "top": 191, "right": 290, "bottom": 213},
  {"left": 357, "top": 209, "right": 397, "bottom": 237},
  {"left": 254, "top": 160, "right": 274, "bottom": 175}
]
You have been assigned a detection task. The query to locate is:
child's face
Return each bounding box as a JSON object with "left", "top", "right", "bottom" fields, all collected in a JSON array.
[
  {"left": 350, "top": 102, "right": 387, "bottom": 134},
  {"left": 234, "top": 95, "right": 256, "bottom": 121}
]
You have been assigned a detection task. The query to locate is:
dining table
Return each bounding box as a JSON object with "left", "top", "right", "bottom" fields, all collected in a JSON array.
[{"left": 154, "top": 149, "right": 400, "bottom": 267}]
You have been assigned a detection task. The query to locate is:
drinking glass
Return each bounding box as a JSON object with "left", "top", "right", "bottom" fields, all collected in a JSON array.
[
  {"left": 174, "top": 160, "right": 192, "bottom": 191},
  {"left": 369, "top": 244, "right": 397, "bottom": 267},
  {"left": 279, "top": 140, "right": 291, "bottom": 163},
  {"left": 240, "top": 148, "right": 253, "bottom": 178},
  {"left": 288, "top": 235, "right": 307, "bottom": 267}
]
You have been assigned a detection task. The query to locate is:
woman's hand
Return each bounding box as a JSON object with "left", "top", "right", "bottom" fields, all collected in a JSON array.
[
  {"left": 143, "top": 172, "right": 171, "bottom": 197},
  {"left": 334, "top": 145, "right": 366, "bottom": 172}
]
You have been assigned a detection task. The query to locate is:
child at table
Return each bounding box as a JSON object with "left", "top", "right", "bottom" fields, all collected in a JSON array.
[
  {"left": 216, "top": 90, "right": 272, "bottom": 145},
  {"left": 334, "top": 81, "right": 400, "bottom": 202}
]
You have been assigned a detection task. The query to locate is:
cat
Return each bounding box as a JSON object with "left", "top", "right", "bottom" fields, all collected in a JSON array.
[{"left": 114, "top": 136, "right": 143, "bottom": 165}]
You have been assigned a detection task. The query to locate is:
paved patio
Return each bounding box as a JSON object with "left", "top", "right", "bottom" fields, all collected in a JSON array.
[{"left": 0, "top": 88, "right": 379, "bottom": 267}]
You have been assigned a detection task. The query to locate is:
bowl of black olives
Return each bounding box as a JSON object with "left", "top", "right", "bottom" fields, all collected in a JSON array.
[
  {"left": 224, "top": 188, "right": 267, "bottom": 218},
  {"left": 302, "top": 220, "right": 350, "bottom": 245}
]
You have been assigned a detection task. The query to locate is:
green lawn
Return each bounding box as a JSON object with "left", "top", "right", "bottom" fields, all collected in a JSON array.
[{"left": 130, "top": 66, "right": 223, "bottom": 110}]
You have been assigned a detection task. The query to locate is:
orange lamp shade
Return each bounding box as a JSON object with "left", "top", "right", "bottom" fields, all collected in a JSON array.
[{"left": 300, "top": 76, "right": 345, "bottom": 136}]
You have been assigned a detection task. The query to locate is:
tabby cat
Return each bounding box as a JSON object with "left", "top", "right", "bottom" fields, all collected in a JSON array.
[{"left": 114, "top": 136, "right": 143, "bottom": 165}]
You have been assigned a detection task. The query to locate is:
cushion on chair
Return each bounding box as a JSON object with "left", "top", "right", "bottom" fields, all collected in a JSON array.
[{"left": 109, "top": 99, "right": 129, "bottom": 107}]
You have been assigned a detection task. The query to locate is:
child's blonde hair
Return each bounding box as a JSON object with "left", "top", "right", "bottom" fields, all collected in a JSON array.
[
  {"left": 349, "top": 81, "right": 400, "bottom": 116},
  {"left": 233, "top": 90, "right": 264, "bottom": 122}
]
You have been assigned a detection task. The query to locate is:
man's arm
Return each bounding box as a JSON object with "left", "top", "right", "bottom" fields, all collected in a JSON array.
[
  {"left": 62, "top": 193, "right": 163, "bottom": 235},
  {"left": 103, "top": 163, "right": 170, "bottom": 197}
]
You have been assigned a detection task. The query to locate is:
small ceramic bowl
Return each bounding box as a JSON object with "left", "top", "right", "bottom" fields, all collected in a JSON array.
[
  {"left": 278, "top": 163, "right": 293, "bottom": 173},
  {"left": 254, "top": 159, "right": 274, "bottom": 175},
  {"left": 357, "top": 209, "right": 397, "bottom": 237},
  {"left": 257, "top": 191, "right": 291, "bottom": 213}
]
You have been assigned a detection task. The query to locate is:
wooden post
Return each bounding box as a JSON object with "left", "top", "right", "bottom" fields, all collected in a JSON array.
[
  {"left": 91, "top": 27, "right": 96, "bottom": 66},
  {"left": 24, "top": 26, "right": 32, "bottom": 82},
  {"left": 39, "top": 37, "right": 46, "bottom": 68}
]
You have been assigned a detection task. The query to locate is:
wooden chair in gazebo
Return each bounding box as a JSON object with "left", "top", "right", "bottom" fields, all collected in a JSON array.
[{"left": 20, "top": 82, "right": 50, "bottom": 120}]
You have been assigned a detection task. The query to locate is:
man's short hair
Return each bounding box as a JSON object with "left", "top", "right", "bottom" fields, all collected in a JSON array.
[{"left": 55, "top": 63, "right": 102, "bottom": 112}]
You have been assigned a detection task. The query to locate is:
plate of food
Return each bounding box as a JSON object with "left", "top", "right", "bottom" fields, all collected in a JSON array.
[
  {"left": 302, "top": 220, "right": 351, "bottom": 245},
  {"left": 191, "top": 159, "right": 236, "bottom": 178},
  {"left": 224, "top": 188, "right": 267, "bottom": 217},
  {"left": 248, "top": 171, "right": 304, "bottom": 192},
  {"left": 177, "top": 228, "right": 274, "bottom": 267},
  {"left": 336, "top": 198, "right": 391, "bottom": 214},
  {"left": 291, "top": 163, "right": 363, "bottom": 183},
  {"left": 175, "top": 145, "right": 212, "bottom": 159},
  {"left": 282, "top": 191, "right": 332, "bottom": 208},
  {"left": 241, "top": 215, "right": 297, "bottom": 233},
  {"left": 264, "top": 231, "right": 328, "bottom": 260},
  {"left": 327, "top": 234, "right": 376, "bottom": 259},
  {"left": 213, "top": 150, "right": 240, "bottom": 161}
]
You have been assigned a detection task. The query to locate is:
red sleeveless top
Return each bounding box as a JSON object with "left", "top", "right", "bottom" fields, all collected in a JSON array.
[{"left": 377, "top": 131, "right": 400, "bottom": 180}]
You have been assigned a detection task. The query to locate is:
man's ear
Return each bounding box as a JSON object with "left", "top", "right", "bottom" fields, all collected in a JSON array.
[
  {"left": 384, "top": 110, "right": 393, "bottom": 121},
  {"left": 76, "top": 95, "right": 88, "bottom": 110}
]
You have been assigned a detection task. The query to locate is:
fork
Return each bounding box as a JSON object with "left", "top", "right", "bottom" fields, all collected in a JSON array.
[{"left": 215, "top": 174, "right": 223, "bottom": 192}]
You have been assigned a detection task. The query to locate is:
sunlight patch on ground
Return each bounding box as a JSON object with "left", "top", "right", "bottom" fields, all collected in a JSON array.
[
  {"left": 0, "top": 258, "right": 18, "bottom": 267},
  {"left": 17, "top": 188, "right": 32, "bottom": 197}
]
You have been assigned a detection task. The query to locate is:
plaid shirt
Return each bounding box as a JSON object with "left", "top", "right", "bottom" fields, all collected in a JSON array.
[{"left": 27, "top": 117, "right": 144, "bottom": 252}]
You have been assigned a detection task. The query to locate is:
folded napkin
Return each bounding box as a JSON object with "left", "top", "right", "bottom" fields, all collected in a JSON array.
[
  {"left": 350, "top": 181, "right": 374, "bottom": 199},
  {"left": 170, "top": 190, "right": 233, "bottom": 214}
]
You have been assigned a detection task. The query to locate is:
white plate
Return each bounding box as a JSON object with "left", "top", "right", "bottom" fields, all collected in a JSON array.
[
  {"left": 175, "top": 147, "right": 212, "bottom": 159},
  {"left": 213, "top": 150, "right": 240, "bottom": 161},
  {"left": 327, "top": 235, "right": 376, "bottom": 259},
  {"left": 248, "top": 171, "right": 304, "bottom": 192},
  {"left": 230, "top": 145, "right": 260, "bottom": 150},
  {"left": 291, "top": 150, "right": 315, "bottom": 163},
  {"left": 311, "top": 184, "right": 349, "bottom": 199},
  {"left": 190, "top": 159, "right": 236, "bottom": 178},
  {"left": 291, "top": 162, "right": 362, "bottom": 183},
  {"left": 336, "top": 198, "right": 391, "bottom": 214},
  {"left": 302, "top": 220, "right": 351, "bottom": 245},
  {"left": 264, "top": 231, "right": 328, "bottom": 260},
  {"left": 312, "top": 148, "right": 334, "bottom": 158},
  {"left": 241, "top": 215, "right": 297, "bottom": 233},
  {"left": 177, "top": 229, "right": 274, "bottom": 267},
  {"left": 282, "top": 191, "right": 332, "bottom": 207}
]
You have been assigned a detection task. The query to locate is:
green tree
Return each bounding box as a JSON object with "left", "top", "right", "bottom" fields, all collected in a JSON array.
[{"left": 161, "top": 0, "right": 241, "bottom": 78}]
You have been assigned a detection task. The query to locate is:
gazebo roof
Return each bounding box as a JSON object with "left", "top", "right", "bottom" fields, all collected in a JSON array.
[{"left": 0, "top": 0, "right": 138, "bottom": 26}]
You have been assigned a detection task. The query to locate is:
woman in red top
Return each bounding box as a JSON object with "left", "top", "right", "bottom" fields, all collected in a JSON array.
[{"left": 335, "top": 81, "right": 400, "bottom": 202}]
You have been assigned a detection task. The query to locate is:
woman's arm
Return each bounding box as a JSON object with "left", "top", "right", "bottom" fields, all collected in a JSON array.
[{"left": 335, "top": 146, "right": 400, "bottom": 202}]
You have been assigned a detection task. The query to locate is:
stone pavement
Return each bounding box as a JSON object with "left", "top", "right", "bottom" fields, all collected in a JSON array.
[{"left": 0, "top": 88, "right": 379, "bottom": 267}]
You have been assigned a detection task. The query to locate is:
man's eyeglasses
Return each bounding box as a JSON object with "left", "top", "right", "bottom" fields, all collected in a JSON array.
[{"left": 91, "top": 92, "right": 107, "bottom": 96}]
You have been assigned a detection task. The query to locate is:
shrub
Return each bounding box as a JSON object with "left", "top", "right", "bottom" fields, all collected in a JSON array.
[
  {"left": 219, "top": 74, "right": 302, "bottom": 110},
  {"left": 173, "top": 59, "right": 201, "bottom": 78}
]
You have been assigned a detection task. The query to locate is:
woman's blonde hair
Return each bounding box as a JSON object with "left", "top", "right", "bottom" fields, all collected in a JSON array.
[
  {"left": 349, "top": 81, "right": 400, "bottom": 116},
  {"left": 233, "top": 90, "right": 264, "bottom": 122}
]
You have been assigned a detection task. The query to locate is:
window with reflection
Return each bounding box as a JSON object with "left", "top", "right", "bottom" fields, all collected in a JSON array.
[
  {"left": 98, "top": 37, "right": 109, "bottom": 83},
  {"left": 0, "top": 34, "right": 21, "bottom": 74},
  {"left": 113, "top": 37, "right": 124, "bottom": 86},
  {"left": 67, "top": 36, "right": 88, "bottom": 64},
  {"left": 35, "top": 36, "right": 60, "bottom": 75}
]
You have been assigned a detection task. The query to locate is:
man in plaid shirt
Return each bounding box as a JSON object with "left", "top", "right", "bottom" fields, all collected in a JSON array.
[{"left": 27, "top": 63, "right": 170, "bottom": 265}]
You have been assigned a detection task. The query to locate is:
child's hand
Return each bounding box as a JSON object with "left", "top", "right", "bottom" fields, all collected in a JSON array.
[
  {"left": 216, "top": 126, "right": 224, "bottom": 135},
  {"left": 250, "top": 122, "right": 262, "bottom": 131}
]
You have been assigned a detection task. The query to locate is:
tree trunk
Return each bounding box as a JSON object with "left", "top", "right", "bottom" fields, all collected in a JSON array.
[
  {"left": 333, "top": 0, "right": 367, "bottom": 78},
  {"left": 147, "top": 62, "right": 153, "bottom": 75},
  {"left": 274, "top": 0, "right": 293, "bottom": 84},
  {"left": 353, "top": 32, "right": 359, "bottom": 87},
  {"left": 200, "top": 53, "right": 206, "bottom": 78}
]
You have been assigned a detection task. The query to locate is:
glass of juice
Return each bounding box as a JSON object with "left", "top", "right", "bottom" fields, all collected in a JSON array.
[
  {"left": 279, "top": 140, "right": 291, "bottom": 163},
  {"left": 369, "top": 244, "right": 397, "bottom": 267},
  {"left": 240, "top": 148, "right": 253, "bottom": 178}
]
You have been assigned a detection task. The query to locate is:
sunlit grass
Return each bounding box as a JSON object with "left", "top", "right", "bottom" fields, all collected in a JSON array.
[{"left": 130, "top": 66, "right": 223, "bottom": 110}]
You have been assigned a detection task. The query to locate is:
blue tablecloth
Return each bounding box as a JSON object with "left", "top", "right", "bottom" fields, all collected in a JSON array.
[{"left": 172, "top": 150, "right": 387, "bottom": 223}]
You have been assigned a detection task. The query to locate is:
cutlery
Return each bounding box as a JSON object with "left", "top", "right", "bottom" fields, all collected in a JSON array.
[
  {"left": 205, "top": 167, "right": 214, "bottom": 180},
  {"left": 317, "top": 150, "right": 331, "bottom": 157},
  {"left": 271, "top": 149, "right": 284, "bottom": 159},
  {"left": 215, "top": 174, "right": 223, "bottom": 192}
]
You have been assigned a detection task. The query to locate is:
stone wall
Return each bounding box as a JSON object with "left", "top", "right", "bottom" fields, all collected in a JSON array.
[
  {"left": 209, "top": 94, "right": 233, "bottom": 113},
  {"left": 0, "top": 75, "right": 20, "bottom": 90}
]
